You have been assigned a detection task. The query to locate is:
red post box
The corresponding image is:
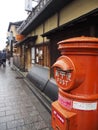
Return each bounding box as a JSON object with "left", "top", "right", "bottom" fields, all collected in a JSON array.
[{"left": 52, "top": 36, "right": 98, "bottom": 130}]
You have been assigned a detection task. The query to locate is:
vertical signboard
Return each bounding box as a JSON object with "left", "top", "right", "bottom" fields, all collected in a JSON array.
[{"left": 25, "top": 0, "right": 32, "bottom": 12}]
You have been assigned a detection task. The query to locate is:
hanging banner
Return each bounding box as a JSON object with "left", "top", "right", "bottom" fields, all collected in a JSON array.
[{"left": 25, "top": 0, "right": 32, "bottom": 12}]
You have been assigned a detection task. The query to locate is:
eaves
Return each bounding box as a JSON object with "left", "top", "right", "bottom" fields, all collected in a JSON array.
[
  {"left": 41, "top": 8, "right": 98, "bottom": 38},
  {"left": 20, "top": 0, "right": 72, "bottom": 35}
]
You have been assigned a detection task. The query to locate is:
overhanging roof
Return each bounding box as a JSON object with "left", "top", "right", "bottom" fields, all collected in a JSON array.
[
  {"left": 42, "top": 8, "right": 98, "bottom": 38},
  {"left": 15, "top": 36, "right": 37, "bottom": 46},
  {"left": 8, "top": 21, "right": 23, "bottom": 31},
  {"left": 21, "top": 0, "right": 72, "bottom": 35}
]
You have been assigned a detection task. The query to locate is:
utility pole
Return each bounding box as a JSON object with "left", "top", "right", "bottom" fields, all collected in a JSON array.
[{"left": 8, "top": 31, "right": 13, "bottom": 68}]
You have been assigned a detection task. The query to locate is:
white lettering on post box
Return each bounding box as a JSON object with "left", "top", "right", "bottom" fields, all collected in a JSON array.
[
  {"left": 53, "top": 110, "right": 65, "bottom": 124},
  {"left": 55, "top": 69, "right": 72, "bottom": 87}
]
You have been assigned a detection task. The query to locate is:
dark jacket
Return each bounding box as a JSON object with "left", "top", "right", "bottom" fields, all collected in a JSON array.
[
  {"left": 1, "top": 51, "right": 6, "bottom": 59},
  {"left": 0, "top": 51, "right": 2, "bottom": 60}
]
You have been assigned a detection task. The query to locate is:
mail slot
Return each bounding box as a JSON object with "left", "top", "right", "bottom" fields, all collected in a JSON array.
[
  {"left": 51, "top": 36, "right": 98, "bottom": 130},
  {"left": 52, "top": 55, "right": 75, "bottom": 91}
]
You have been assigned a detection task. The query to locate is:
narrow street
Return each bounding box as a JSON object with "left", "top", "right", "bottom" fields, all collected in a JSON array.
[{"left": 0, "top": 62, "right": 53, "bottom": 130}]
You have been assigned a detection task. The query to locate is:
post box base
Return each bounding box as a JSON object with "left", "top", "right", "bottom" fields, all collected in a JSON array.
[{"left": 52, "top": 101, "right": 76, "bottom": 130}]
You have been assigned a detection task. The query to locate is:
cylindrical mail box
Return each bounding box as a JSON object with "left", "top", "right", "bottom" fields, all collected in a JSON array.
[{"left": 52, "top": 36, "right": 98, "bottom": 130}]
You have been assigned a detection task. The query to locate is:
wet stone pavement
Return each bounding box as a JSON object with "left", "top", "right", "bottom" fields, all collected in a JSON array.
[{"left": 0, "top": 63, "right": 53, "bottom": 130}]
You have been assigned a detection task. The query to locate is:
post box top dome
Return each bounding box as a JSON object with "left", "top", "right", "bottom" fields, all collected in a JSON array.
[{"left": 58, "top": 36, "right": 98, "bottom": 44}]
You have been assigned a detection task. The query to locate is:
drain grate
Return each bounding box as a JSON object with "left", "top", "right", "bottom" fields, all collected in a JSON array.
[{"left": 16, "top": 76, "right": 24, "bottom": 79}]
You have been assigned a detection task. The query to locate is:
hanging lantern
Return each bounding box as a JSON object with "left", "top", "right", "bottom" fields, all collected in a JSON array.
[{"left": 16, "top": 34, "right": 25, "bottom": 41}]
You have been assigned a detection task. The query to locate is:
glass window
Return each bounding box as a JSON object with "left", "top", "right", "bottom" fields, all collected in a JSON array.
[
  {"left": 32, "top": 44, "right": 50, "bottom": 67},
  {"left": 31, "top": 47, "right": 35, "bottom": 63}
]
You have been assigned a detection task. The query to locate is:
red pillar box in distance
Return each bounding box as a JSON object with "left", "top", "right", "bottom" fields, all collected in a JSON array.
[{"left": 52, "top": 36, "right": 98, "bottom": 130}]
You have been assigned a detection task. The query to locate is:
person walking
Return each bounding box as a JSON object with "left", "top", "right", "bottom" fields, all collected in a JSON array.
[
  {"left": 0, "top": 50, "right": 2, "bottom": 66},
  {"left": 1, "top": 50, "right": 6, "bottom": 67}
]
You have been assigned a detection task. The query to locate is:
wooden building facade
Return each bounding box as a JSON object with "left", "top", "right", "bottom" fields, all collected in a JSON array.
[{"left": 7, "top": 0, "right": 98, "bottom": 101}]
